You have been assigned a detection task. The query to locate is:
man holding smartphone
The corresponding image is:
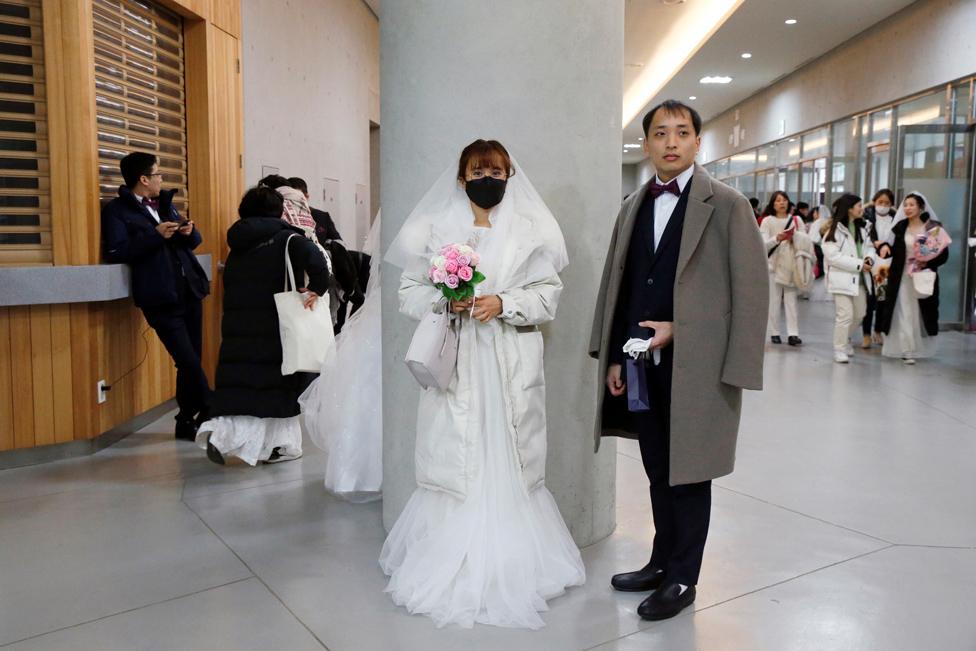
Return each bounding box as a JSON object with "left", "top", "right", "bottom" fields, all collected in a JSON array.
[{"left": 102, "top": 152, "right": 211, "bottom": 441}]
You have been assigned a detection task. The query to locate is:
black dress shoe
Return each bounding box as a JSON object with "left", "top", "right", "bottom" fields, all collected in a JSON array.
[
  {"left": 611, "top": 562, "right": 666, "bottom": 592},
  {"left": 788, "top": 336, "right": 803, "bottom": 346},
  {"left": 206, "top": 436, "right": 225, "bottom": 465},
  {"left": 771, "top": 335, "right": 782, "bottom": 344},
  {"left": 637, "top": 582, "right": 696, "bottom": 621},
  {"left": 174, "top": 419, "right": 198, "bottom": 441}
]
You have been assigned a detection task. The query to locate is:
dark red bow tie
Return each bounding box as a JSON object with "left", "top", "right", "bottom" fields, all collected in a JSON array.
[
  {"left": 141, "top": 196, "right": 160, "bottom": 210},
  {"left": 649, "top": 179, "right": 680, "bottom": 199}
]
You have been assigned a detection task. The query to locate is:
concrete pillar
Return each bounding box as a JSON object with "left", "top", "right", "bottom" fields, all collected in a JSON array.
[{"left": 380, "top": 1, "right": 623, "bottom": 546}]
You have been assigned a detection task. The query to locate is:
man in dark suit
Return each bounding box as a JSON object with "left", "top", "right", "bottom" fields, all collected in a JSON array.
[
  {"left": 589, "top": 101, "right": 768, "bottom": 621},
  {"left": 102, "top": 152, "right": 211, "bottom": 441}
]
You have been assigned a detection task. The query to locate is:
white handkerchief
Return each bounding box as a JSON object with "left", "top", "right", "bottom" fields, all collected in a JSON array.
[{"left": 622, "top": 338, "right": 661, "bottom": 366}]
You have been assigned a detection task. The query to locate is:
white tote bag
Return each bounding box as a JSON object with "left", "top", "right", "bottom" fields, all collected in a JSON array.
[
  {"left": 275, "top": 234, "right": 335, "bottom": 375},
  {"left": 404, "top": 308, "right": 459, "bottom": 390},
  {"left": 911, "top": 269, "right": 936, "bottom": 298}
]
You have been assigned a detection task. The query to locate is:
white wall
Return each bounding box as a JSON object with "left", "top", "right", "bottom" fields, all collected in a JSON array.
[
  {"left": 241, "top": 0, "right": 380, "bottom": 249},
  {"left": 701, "top": 0, "right": 976, "bottom": 162}
]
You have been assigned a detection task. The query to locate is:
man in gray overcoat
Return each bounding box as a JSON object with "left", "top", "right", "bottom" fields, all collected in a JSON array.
[{"left": 589, "top": 100, "right": 768, "bottom": 621}]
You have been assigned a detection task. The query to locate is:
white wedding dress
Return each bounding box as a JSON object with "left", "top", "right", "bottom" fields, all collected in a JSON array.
[
  {"left": 300, "top": 221, "right": 382, "bottom": 501},
  {"left": 379, "top": 224, "right": 585, "bottom": 630}
]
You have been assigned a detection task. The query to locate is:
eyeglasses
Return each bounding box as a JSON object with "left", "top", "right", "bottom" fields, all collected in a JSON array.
[
  {"left": 146, "top": 172, "right": 163, "bottom": 178},
  {"left": 469, "top": 168, "right": 507, "bottom": 180}
]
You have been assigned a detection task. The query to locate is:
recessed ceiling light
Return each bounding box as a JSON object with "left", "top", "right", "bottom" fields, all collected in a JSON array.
[
  {"left": 785, "top": 18, "right": 797, "bottom": 25},
  {"left": 623, "top": 144, "right": 641, "bottom": 149},
  {"left": 688, "top": 96, "right": 697, "bottom": 100},
  {"left": 700, "top": 76, "right": 732, "bottom": 84},
  {"left": 741, "top": 52, "right": 752, "bottom": 59}
]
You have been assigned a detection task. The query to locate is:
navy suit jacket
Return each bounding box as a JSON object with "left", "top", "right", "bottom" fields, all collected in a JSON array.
[
  {"left": 608, "top": 182, "right": 691, "bottom": 364},
  {"left": 102, "top": 185, "right": 209, "bottom": 308}
]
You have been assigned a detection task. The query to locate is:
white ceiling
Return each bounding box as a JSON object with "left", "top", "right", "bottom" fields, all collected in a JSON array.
[{"left": 622, "top": 0, "right": 918, "bottom": 163}]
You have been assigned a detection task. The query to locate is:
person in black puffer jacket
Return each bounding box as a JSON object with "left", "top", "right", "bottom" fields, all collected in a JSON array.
[{"left": 197, "top": 186, "right": 331, "bottom": 466}]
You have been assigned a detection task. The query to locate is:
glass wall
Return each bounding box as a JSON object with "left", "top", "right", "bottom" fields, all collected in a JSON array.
[{"left": 703, "top": 77, "right": 975, "bottom": 211}]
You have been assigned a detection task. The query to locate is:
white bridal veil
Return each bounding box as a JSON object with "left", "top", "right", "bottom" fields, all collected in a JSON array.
[{"left": 385, "top": 157, "right": 568, "bottom": 295}]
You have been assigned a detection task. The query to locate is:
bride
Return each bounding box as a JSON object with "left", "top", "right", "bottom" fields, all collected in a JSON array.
[{"left": 380, "top": 139, "right": 585, "bottom": 629}]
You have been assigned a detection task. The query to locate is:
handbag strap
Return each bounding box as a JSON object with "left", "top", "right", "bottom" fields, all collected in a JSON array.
[{"left": 283, "top": 233, "right": 300, "bottom": 292}]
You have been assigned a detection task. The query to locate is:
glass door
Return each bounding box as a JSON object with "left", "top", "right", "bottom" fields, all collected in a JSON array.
[
  {"left": 896, "top": 124, "right": 975, "bottom": 329},
  {"left": 866, "top": 143, "right": 891, "bottom": 195}
]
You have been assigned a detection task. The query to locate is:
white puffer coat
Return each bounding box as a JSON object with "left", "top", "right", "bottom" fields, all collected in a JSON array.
[
  {"left": 399, "top": 266, "right": 561, "bottom": 499},
  {"left": 822, "top": 222, "right": 878, "bottom": 297}
]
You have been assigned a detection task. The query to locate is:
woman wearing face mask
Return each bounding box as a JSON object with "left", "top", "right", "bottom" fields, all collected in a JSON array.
[
  {"left": 821, "top": 194, "right": 877, "bottom": 364},
  {"left": 860, "top": 189, "right": 896, "bottom": 347},
  {"left": 875, "top": 193, "right": 949, "bottom": 364},
  {"left": 381, "top": 140, "right": 584, "bottom": 629},
  {"left": 759, "top": 191, "right": 804, "bottom": 346}
]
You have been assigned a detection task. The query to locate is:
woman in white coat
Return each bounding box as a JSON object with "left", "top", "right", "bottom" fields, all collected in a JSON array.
[
  {"left": 759, "top": 191, "right": 804, "bottom": 346},
  {"left": 381, "top": 140, "right": 585, "bottom": 629},
  {"left": 821, "top": 193, "right": 878, "bottom": 364}
]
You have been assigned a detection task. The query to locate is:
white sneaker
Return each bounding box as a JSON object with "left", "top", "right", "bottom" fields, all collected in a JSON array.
[
  {"left": 834, "top": 352, "right": 850, "bottom": 364},
  {"left": 844, "top": 343, "right": 854, "bottom": 356},
  {"left": 902, "top": 356, "right": 916, "bottom": 365},
  {"left": 263, "top": 447, "right": 303, "bottom": 464}
]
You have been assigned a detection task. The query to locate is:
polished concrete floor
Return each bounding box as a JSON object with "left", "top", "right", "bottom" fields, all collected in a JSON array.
[{"left": 2, "top": 298, "right": 975, "bottom": 650}]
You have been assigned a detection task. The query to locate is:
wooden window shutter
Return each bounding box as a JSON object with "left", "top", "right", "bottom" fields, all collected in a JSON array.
[
  {"left": 93, "top": 0, "right": 188, "bottom": 218},
  {"left": 0, "top": 0, "right": 50, "bottom": 265}
]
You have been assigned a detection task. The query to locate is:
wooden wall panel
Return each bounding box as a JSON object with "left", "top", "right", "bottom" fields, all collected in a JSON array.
[
  {"left": 44, "top": 0, "right": 100, "bottom": 266},
  {"left": 50, "top": 304, "right": 74, "bottom": 444},
  {"left": 28, "top": 304, "right": 54, "bottom": 446},
  {"left": 0, "top": 309, "right": 13, "bottom": 451},
  {"left": 8, "top": 306, "right": 34, "bottom": 448},
  {"left": 69, "top": 302, "right": 95, "bottom": 441},
  {"left": 1, "top": 2, "right": 240, "bottom": 455},
  {"left": 209, "top": 0, "right": 240, "bottom": 38}
]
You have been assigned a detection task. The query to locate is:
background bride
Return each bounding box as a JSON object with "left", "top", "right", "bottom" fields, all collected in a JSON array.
[{"left": 381, "top": 139, "right": 585, "bottom": 629}]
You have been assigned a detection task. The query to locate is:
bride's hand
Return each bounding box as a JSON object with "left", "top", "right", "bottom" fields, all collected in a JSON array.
[
  {"left": 450, "top": 298, "right": 473, "bottom": 314},
  {"left": 471, "top": 295, "right": 503, "bottom": 322}
]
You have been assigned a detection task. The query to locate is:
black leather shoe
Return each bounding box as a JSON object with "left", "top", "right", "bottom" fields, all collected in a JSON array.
[
  {"left": 174, "top": 419, "right": 198, "bottom": 441},
  {"left": 771, "top": 335, "right": 782, "bottom": 344},
  {"left": 611, "top": 562, "right": 666, "bottom": 592},
  {"left": 788, "top": 336, "right": 803, "bottom": 346},
  {"left": 206, "top": 438, "right": 225, "bottom": 465},
  {"left": 637, "top": 583, "right": 696, "bottom": 621}
]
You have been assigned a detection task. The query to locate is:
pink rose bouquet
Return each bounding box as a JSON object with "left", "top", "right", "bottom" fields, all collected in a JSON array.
[
  {"left": 428, "top": 243, "right": 486, "bottom": 301},
  {"left": 910, "top": 226, "right": 952, "bottom": 273}
]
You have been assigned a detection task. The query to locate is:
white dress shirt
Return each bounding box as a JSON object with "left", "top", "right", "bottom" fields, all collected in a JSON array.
[
  {"left": 138, "top": 196, "right": 161, "bottom": 223},
  {"left": 652, "top": 164, "right": 695, "bottom": 252}
]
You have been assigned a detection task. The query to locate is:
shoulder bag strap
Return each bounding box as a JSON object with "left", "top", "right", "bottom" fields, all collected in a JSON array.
[{"left": 283, "top": 233, "right": 299, "bottom": 292}]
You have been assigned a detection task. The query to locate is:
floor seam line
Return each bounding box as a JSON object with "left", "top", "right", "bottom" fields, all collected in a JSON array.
[
  {"left": 0, "top": 577, "right": 255, "bottom": 648},
  {"left": 182, "top": 475, "right": 312, "bottom": 501},
  {"left": 180, "top": 498, "right": 332, "bottom": 650},
  {"left": 691, "top": 544, "right": 896, "bottom": 614},
  {"left": 712, "top": 483, "right": 895, "bottom": 545},
  {"left": 582, "top": 544, "right": 897, "bottom": 650}
]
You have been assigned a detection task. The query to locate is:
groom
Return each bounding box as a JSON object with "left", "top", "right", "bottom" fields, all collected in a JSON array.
[{"left": 589, "top": 100, "right": 768, "bottom": 620}]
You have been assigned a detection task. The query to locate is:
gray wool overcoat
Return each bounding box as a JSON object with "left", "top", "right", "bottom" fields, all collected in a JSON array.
[{"left": 588, "top": 164, "right": 769, "bottom": 485}]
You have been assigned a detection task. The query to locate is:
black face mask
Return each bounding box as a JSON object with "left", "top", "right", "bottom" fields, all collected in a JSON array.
[{"left": 465, "top": 177, "right": 507, "bottom": 209}]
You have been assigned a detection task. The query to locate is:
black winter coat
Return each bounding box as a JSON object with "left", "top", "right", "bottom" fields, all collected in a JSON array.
[
  {"left": 874, "top": 218, "right": 949, "bottom": 337},
  {"left": 210, "top": 218, "right": 331, "bottom": 419},
  {"left": 101, "top": 186, "right": 209, "bottom": 308}
]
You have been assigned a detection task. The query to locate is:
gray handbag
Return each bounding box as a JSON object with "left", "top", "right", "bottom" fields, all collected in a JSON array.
[{"left": 404, "top": 308, "right": 459, "bottom": 390}]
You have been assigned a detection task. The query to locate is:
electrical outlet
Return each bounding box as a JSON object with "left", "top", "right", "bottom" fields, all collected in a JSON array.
[{"left": 97, "top": 380, "right": 108, "bottom": 404}]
